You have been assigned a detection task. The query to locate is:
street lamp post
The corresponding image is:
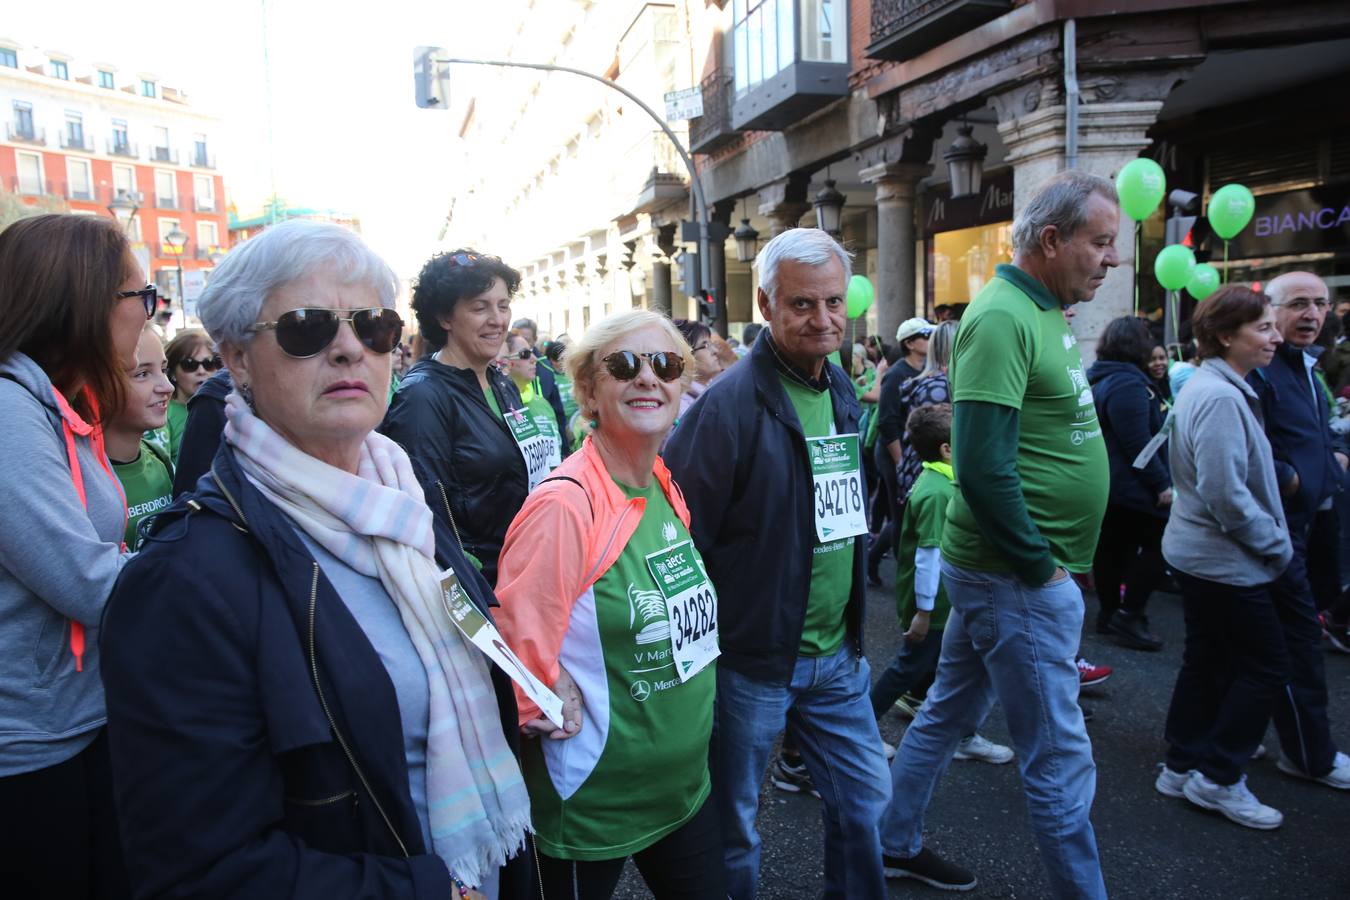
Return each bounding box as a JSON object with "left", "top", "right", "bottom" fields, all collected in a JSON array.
[
  {"left": 165, "top": 227, "right": 189, "bottom": 308},
  {"left": 427, "top": 54, "right": 724, "bottom": 334},
  {"left": 107, "top": 189, "right": 140, "bottom": 235}
]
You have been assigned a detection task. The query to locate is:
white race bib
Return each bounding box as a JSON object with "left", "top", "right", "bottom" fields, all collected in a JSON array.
[
  {"left": 506, "top": 408, "right": 555, "bottom": 491},
  {"left": 807, "top": 433, "right": 868, "bottom": 543},
  {"left": 644, "top": 539, "right": 719, "bottom": 682}
]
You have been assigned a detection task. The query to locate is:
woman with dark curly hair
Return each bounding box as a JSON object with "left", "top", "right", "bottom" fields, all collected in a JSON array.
[{"left": 381, "top": 250, "right": 540, "bottom": 586}]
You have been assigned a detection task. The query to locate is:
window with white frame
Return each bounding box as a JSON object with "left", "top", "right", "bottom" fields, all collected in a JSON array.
[
  {"left": 193, "top": 174, "right": 215, "bottom": 211},
  {"left": 0, "top": 48, "right": 17, "bottom": 69},
  {"left": 155, "top": 170, "right": 177, "bottom": 207},
  {"left": 98, "top": 69, "right": 115, "bottom": 89},
  {"left": 141, "top": 79, "right": 156, "bottom": 98},
  {"left": 112, "top": 164, "right": 136, "bottom": 199},
  {"left": 66, "top": 158, "right": 92, "bottom": 200},
  {"left": 799, "top": 0, "right": 846, "bottom": 63},
  {"left": 16, "top": 151, "right": 43, "bottom": 194},
  {"left": 152, "top": 126, "right": 171, "bottom": 162},
  {"left": 50, "top": 59, "right": 68, "bottom": 80},
  {"left": 12, "top": 100, "right": 34, "bottom": 138},
  {"left": 197, "top": 220, "right": 219, "bottom": 252},
  {"left": 733, "top": 0, "right": 792, "bottom": 95},
  {"left": 111, "top": 118, "right": 130, "bottom": 154},
  {"left": 192, "top": 133, "right": 209, "bottom": 167},
  {"left": 157, "top": 218, "right": 181, "bottom": 252},
  {"left": 64, "top": 112, "right": 85, "bottom": 149}
]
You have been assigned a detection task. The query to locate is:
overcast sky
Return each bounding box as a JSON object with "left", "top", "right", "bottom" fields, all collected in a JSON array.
[{"left": 10, "top": 0, "right": 483, "bottom": 277}]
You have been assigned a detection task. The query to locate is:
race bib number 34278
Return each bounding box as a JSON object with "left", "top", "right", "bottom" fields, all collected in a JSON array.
[{"left": 807, "top": 433, "right": 867, "bottom": 543}]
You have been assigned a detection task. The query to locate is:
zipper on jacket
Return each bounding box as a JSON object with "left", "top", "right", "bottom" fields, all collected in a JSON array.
[
  {"left": 306, "top": 563, "right": 410, "bottom": 859},
  {"left": 285, "top": 789, "right": 358, "bottom": 807},
  {"left": 437, "top": 479, "right": 466, "bottom": 554},
  {"left": 210, "top": 468, "right": 252, "bottom": 534}
]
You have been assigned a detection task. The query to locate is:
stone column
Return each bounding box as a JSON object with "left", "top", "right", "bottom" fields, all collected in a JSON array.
[
  {"left": 758, "top": 175, "right": 811, "bottom": 239},
  {"left": 859, "top": 162, "right": 929, "bottom": 346},
  {"left": 649, "top": 224, "right": 676, "bottom": 317},
  {"left": 994, "top": 72, "right": 1186, "bottom": 361}
]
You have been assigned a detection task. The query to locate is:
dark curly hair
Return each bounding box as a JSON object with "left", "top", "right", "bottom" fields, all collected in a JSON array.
[
  {"left": 1095, "top": 316, "right": 1154, "bottom": 371},
  {"left": 412, "top": 249, "right": 521, "bottom": 349}
]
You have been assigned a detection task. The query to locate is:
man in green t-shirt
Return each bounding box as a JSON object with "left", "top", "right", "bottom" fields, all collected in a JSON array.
[
  {"left": 664, "top": 228, "right": 890, "bottom": 899},
  {"left": 879, "top": 171, "right": 1117, "bottom": 898}
]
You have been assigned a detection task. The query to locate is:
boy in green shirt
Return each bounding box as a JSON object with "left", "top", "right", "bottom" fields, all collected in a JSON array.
[
  {"left": 106, "top": 326, "right": 176, "bottom": 550},
  {"left": 869, "top": 404, "right": 1011, "bottom": 765}
]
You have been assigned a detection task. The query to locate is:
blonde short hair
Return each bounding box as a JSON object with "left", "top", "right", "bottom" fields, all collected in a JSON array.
[{"left": 565, "top": 309, "right": 694, "bottom": 420}]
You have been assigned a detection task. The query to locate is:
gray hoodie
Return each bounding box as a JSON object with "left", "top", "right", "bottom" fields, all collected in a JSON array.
[
  {"left": 1162, "top": 358, "right": 1293, "bottom": 586},
  {"left": 0, "top": 353, "right": 127, "bottom": 775}
]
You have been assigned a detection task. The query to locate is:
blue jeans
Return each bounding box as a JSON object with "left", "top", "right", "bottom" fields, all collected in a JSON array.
[
  {"left": 713, "top": 643, "right": 891, "bottom": 900},
  {"left": 880, "top": 562, "right": 1106, "bottom": 900}
]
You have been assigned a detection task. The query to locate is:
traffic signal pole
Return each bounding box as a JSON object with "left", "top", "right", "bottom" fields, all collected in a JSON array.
[{"left": 433, "top": 56, "right": 721, "bottom": 334}]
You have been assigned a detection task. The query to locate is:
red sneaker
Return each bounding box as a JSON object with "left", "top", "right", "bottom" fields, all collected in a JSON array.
[{"left": 1077, "top": 658, "right": 1112, "bottom": 687}]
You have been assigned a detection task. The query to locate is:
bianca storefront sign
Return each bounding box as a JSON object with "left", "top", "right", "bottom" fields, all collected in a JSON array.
[{"left": 1226, "top": 185, "right": 1350, "bottom": 259}]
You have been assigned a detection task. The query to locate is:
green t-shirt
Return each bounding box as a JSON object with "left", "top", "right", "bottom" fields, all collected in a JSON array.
[
  {"left": 523, "top": 479, "right": 714, "bottom": 860},
  {"left": 165, "top": 398, "right": 188, "bottom": 464},
  {"left": 543, "top": 361, "right": 578, "bottom": 422},
  {"left": 897, "top": 465, "right": 954, "bottom": 631},
  {"left": 523, "top": 383, "right": 562, "bottom": 467},
  {"left": 482, "top": 385, "right": 502, "bottom": 420},
  {"left": 942, "top": 264, "right": 1109, "bottom": 573},
  {"left": 112, "top": 439, "right": 174, "bottom": 551},
  {"left": 778, "top": 373, "right": 853, "bottom": 657}
]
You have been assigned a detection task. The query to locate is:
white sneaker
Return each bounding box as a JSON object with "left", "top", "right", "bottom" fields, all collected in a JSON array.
[
  {"left": 1182, "top": 772, "right": 1283, "bottom": 830},
  {"left": 1154, "top": 764, "right": 1190, "bottom": 798},
  {"left": 1251, "top": 743, "right": 1268, "bottom": 761},
  {"left": 882, "top": 740, "right": 897, "bottom": 761},
  {"left": 1276, "top": 750, "right": 1350, "bottom": 790},
  {"left": 953, "top": 734, "right": 1014, "bottom": 765}
]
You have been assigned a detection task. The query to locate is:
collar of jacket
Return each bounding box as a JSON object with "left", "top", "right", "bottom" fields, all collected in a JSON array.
[
  {"left": 1201, "top": 357, "right": 1260, "bottom": 400},
  {"left": 414, "top": 354, "right": 522, "bottom": 414},
  {"left": 748, "top": 331, "right": 853, "bottom": 438},
  {"left": 1275, "top": 340, "right": 1324, "bottom": 367}
]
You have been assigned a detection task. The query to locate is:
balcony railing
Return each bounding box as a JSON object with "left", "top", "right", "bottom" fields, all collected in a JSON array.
[
  {"left": 867, "top": 0, "right": 1011, "bottom": 62},
  {"left": 195, "top": 197, "right": 217, "bottom": 212},
  {"left": 150, "top": 146, "right": 179, "bottom": 164},
  {"left": 688, "top": 68, "right": 738, "bottom": 155},
  {"left": 190, "top": 151, "right": 216, "bottom": 169},
  {"left": 6, "top": 174, "right": 47, "bottom": 195},
  {"left": 155, "top": 194, "right": 180, "bottom": 210},
  {"left": 108, "top": 138, "right": 139, "bottom": 158},
  {"left": 59, "top": 131, "right": 94, "bottom": 152},
  {"left": 618, "top": 130, "right": 689, "bottom": 215},
  {"left": 6, "top": 123, "right": 46, "bottom": 145}
]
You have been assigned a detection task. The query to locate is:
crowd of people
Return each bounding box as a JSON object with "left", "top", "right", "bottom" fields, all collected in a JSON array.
[{"left": 0, "top": 167, "right": 1346, "bottom": 900}]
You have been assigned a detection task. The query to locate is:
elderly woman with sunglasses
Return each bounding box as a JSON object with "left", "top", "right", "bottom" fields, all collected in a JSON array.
[
  {"left": 100, "top": 221, "right": 533, "bottom": 900},
  {"left": 382, "top": 250, "right": 542, "bottom": 587},
  {"left": 493, "top": 309, "right": 724, "bottom": 900},
  {"left": 0, "top": 214, "right": 152, "bottom": 896}
]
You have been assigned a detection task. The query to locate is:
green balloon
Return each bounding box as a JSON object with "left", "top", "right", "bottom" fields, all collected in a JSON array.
[
  {"left": 846, "top": 275, "right": 874, "bottom": 319},
  {"left": 1115, "top": 158, "right": 1166, "bottom": 221},
  {"left": 1208, "top": 183, "right": 1255, "bottom": 240},
  {"left": 1154, "top": 244, "right": 1196, "bottom": 291},
  {"left": 1185, "top": 263, "right": 1220, "bottom": 301}
]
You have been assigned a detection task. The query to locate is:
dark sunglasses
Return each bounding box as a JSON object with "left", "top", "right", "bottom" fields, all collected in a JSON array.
[
  {"left": 178, "top": 356, "right": 222, "bottom": 373},
  {"left": 118, "top": 284, "right": 157, "bottom": 319},
  {"left": 248, "top": 307, "right": 404, "bottom": 358},
  {"left": 501, "top": 348, "right": 533, "bottom": 361},
  {"left": 601, "top": 350, "right": 685, "bottom": 383}
]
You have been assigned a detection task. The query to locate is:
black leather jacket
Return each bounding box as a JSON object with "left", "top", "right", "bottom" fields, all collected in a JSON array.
[{"left": 380, "top": 357, "right": 528, "bottom": 586}]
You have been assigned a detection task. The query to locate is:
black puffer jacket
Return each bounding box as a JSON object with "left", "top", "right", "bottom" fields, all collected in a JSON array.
[{"left": 381, "top": 357, "right": 528, "bottom": 586}]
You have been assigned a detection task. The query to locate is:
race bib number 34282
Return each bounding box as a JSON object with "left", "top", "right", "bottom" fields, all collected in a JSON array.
[
  {"left": 807, "top": 433, "right": 867, "bottom": 543},
  {"left": 644, "top": 539, "right": 719, "bottom": 682}
]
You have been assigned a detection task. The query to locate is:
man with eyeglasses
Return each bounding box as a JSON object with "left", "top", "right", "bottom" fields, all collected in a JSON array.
[{"left": 1246, "top": 270, "right": 1350, "bottom": 790}]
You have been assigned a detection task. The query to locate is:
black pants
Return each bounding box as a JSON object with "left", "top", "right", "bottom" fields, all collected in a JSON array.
[
  {"left": 1164, "top": 573, "right": 1288, "bottom": 786},
  {"left": 1306, "top": 506, "right": 1341, "bottom": 612},
  {"left": 1267, "top": 525, "right": 1339, "bottom": 776},
  {"left": 0, "top": 729, "right": 128, "bottom": 900},
  {"left": 1091, "top": 505, "right": 1166, "bottom": 622},
  {"left": 537, "top": 795, "right": 723, "bottom": 900}
]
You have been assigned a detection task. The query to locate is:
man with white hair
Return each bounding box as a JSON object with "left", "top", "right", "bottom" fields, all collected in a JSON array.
[
  {"left": 665, "top": 228, "right": 891, "bottom": 899},
  {"left": 1246, "top": 270, "right": 1350, "bottom": 789},
  {"left": 877, "top": 170, "right": 1119, "bottom": 898}
]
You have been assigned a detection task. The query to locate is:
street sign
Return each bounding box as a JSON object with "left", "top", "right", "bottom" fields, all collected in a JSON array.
[
  {"left": 182, "top": 270, "right": 206, "bottom": 318},
  {"left": 664, "top": 86, "right": 703, "bottom": 122}
]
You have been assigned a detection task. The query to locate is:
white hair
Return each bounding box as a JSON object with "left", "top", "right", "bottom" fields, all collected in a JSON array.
[
  {"left": 198, "top": 220, "right": 398, "bottom": 348},
  {"left": 1011, "top": 170, "right": 1119, "bottom": 256},
  {"left": 1265, "top": 271, "right": 1326, "bottom": 306},
  {"left": 753, "top": 227, "right": 853, "bottom": 303}
]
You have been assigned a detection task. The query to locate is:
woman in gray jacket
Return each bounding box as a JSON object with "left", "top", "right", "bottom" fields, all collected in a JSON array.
[
  {"left": 0, "top": 215, "right": 151, "bottom": 896},
  {"left": 1156, "top": 285, "right": 1292, "bottom": 832}
]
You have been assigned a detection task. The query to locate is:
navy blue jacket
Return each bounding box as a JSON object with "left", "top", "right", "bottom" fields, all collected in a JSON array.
[
  {"left": 1249, "top": 343, "right": 1344, "bottom": 528},
  {"left": 1087, "top": 360, "right": 1171, "bottom": 519},
  {"left": 100, "top": 444, "right": 530, "bottom": 900},
  {"left": 171, "top": 366, "right": 232, "bottom": 498},
  {"left": 664, "top": 334, "right": 866, "bottom": 684}
]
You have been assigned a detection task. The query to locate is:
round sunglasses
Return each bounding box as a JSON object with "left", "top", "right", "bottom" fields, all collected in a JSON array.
[
  {"left": 178, "top": 355, "right": 223, "bottom": 373},
  {"left": 247, "top": 307, "right": 404, "bottom": 358},
  {"left": 600, "top": 350, "right": 684, "bottom": 383}
]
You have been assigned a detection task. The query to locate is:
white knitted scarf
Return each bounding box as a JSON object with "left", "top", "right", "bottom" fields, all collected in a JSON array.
[{"left": 223, "top": 392, "right": 529, "bottom": 886}]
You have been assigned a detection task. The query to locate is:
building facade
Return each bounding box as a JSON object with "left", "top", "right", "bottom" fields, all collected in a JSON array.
[
  {"left": 0, "top": 37, "right": 229, "bottom": 317},
  {"left": 444, "top": 1, "right": 1350, "bottom": 355}
]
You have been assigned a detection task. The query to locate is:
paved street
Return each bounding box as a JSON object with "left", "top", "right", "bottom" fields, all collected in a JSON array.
[{"left": 617, "top": 559, "right": 1350, "bottom": 898}]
